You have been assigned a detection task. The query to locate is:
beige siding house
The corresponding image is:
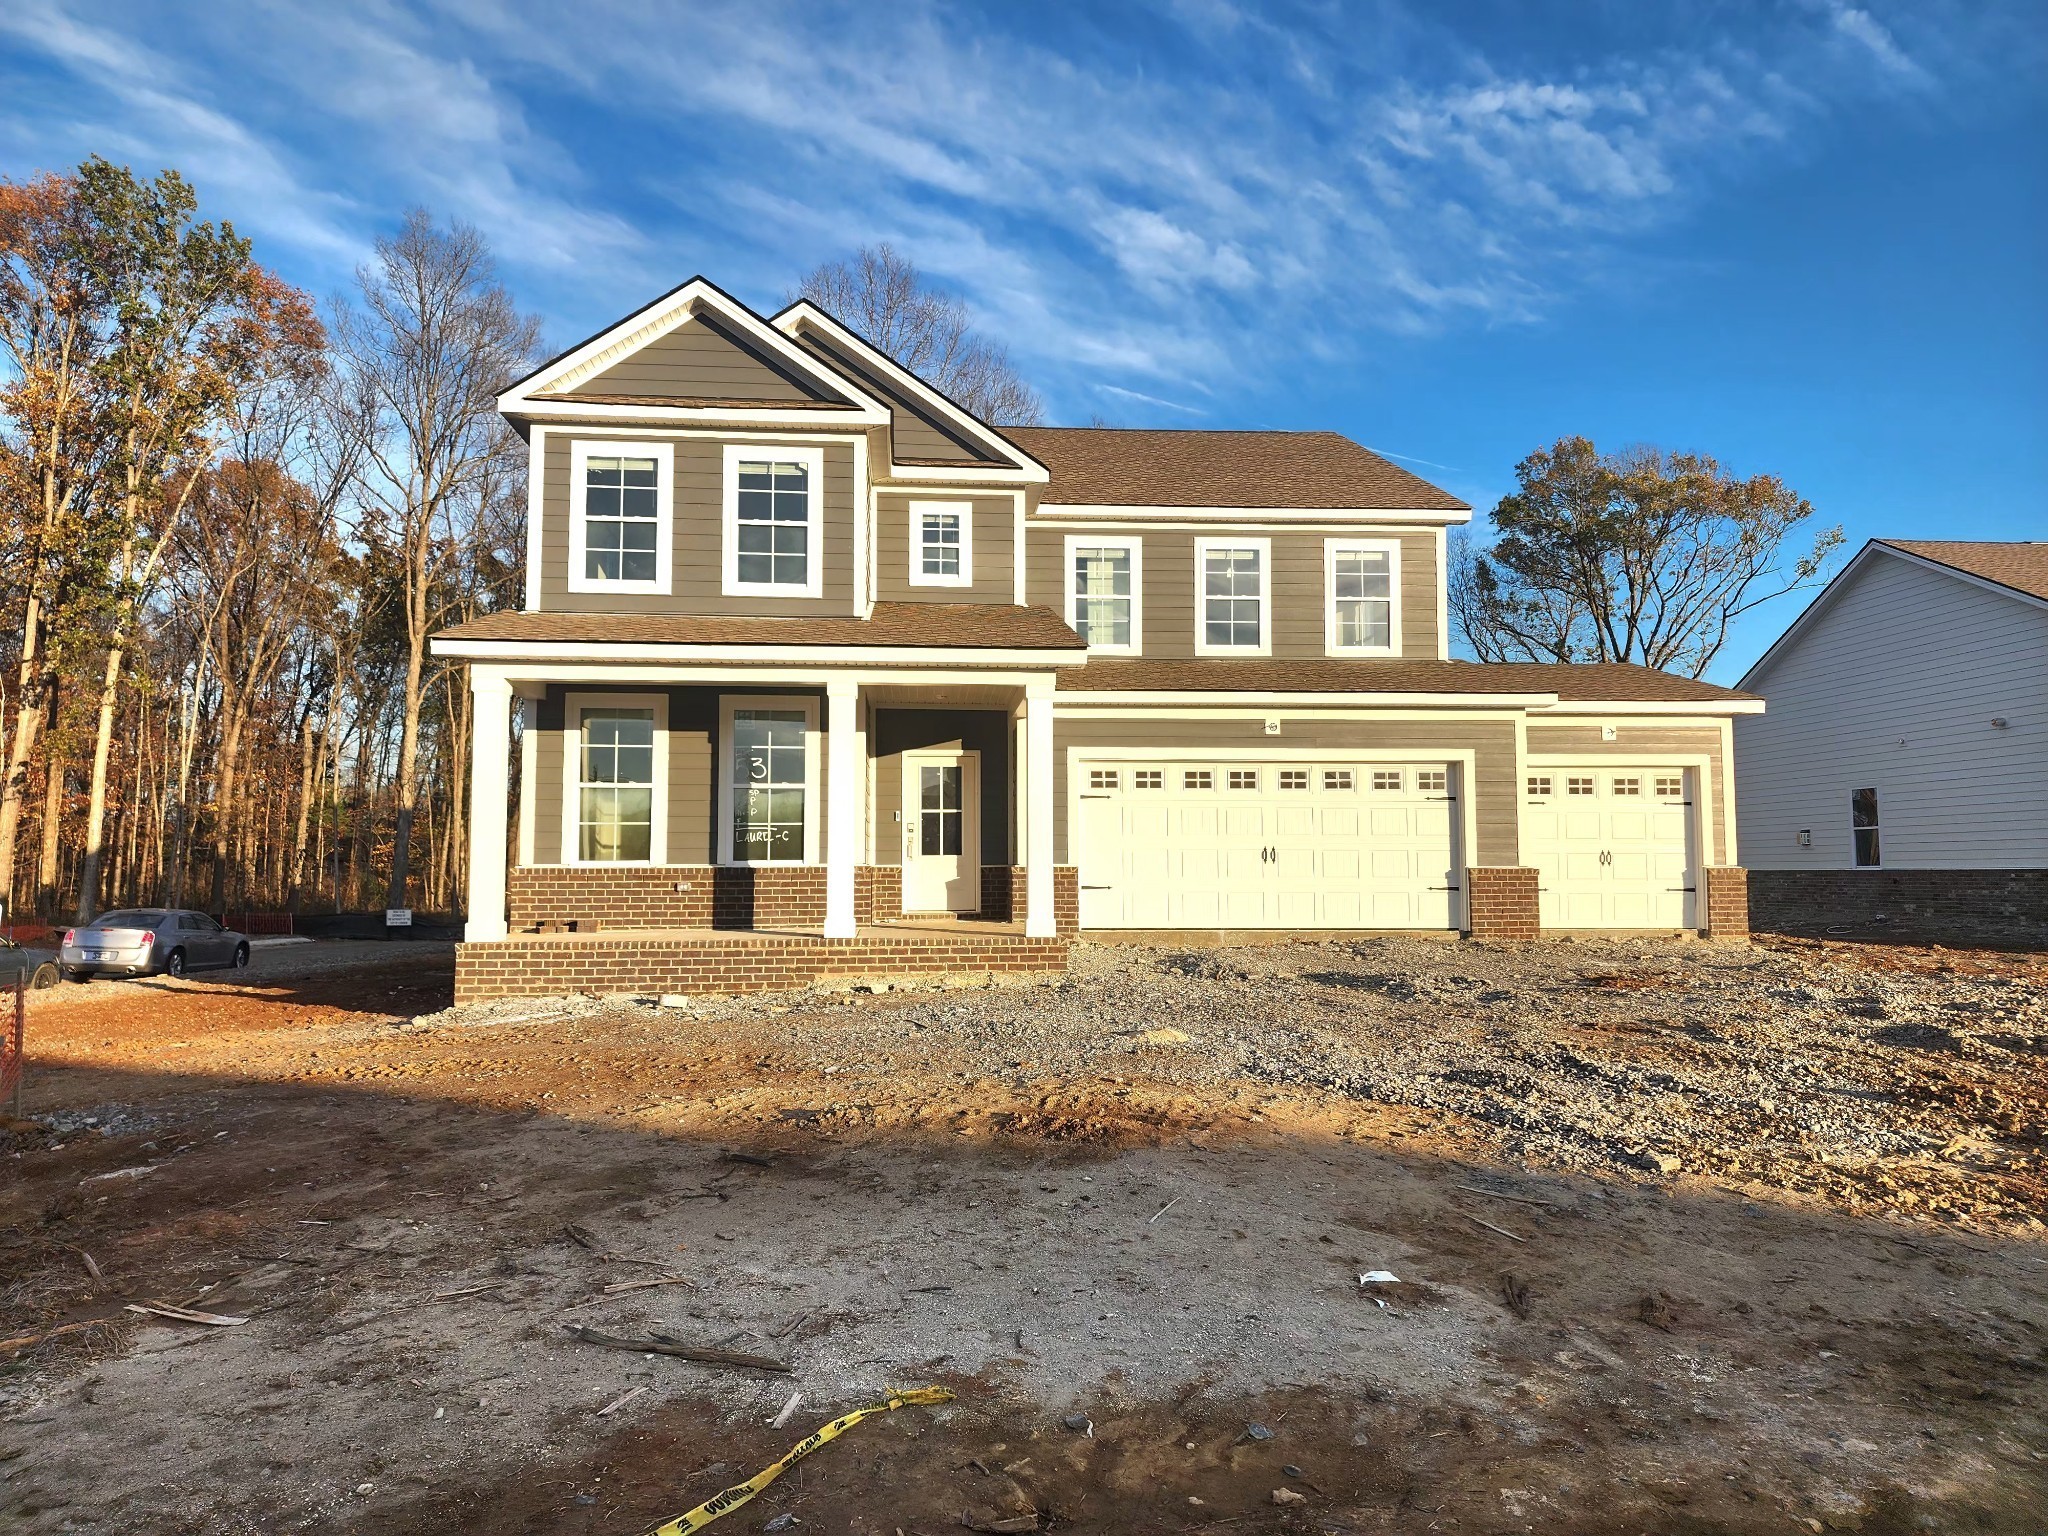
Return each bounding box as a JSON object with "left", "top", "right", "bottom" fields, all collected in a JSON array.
[
  {"left": 1736, "top": 540, "right": 2048, "bottom": 942},
  {"left": 431, "top": 277, "right": 1761, "bottom": 1001}
]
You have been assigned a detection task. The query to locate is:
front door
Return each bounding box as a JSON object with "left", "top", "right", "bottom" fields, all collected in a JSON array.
[{"left": 902, "top": 750, "right": 980, "bottom": 913}]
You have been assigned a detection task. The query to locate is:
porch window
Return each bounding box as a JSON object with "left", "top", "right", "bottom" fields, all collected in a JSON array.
[
  {"left": 1194, "top": 538, "right": 1269, "bottom": 653},
  {"left": 576, "top": 707, "right": 656, "bottom": 863},
  {"left": 1325, "top": 539, "right": 1399, "bottom": 654},
  {"left": 909, "top": 500, "right": 972, "bottom": 587},
  {"left": 1852, "top": 787, "right": 1880, "bottom": 867},
  {"left": 728, "top": 707, "right": 811, "bottom": 864},
  {"left": 723, "top": 444, "right": 824, "bottom": 598},
  {"left": 1066, "top": 536, "right": 1141, "bottom": 653},
  {"left": 568, "top": 441, "right": 672, "bottom": 595}
]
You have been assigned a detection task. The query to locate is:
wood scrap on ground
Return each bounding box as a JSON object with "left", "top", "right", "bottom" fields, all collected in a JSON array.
[
  {"left": 567, "top": 1323, "right": 792, "bottom": 1374},
  {"left": 124, "top": 1301, "right": 248, "bottom": 1326}
]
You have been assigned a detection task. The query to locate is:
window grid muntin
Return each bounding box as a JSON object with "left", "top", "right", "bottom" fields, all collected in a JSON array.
[
  {"left": 1202, "top": 546, "right": 1264, "bottom": 649},
  {"left": 1332, "top": 546, "right": 1393, "bottom": 649},
  {"left": 734, "top": 460, "right": 811, "bottom": 588},
  {"left": 578, "top": 708, "right": 655, "bottom": 862},
  {"left": 920, "top": 510, "right": 963, "bottom": 578},
  {"left": 1852, "top": 787, "right": 1880, "bottom": 867},
  {"left": 919, "top": 764, "right": 964, "bottom": 857},
  {"left": 1612, "top": 776, "right": 1641, "bottom": 797},
  {"left": 1089, "top": 769, "right": 1120, "bottom": 791},
  {"left": 730, "top": 708, "right": 808, "bottom": 863},
  {"left": 1371, "top": 769, "right": 1403, "bottom": 792},
  {"left": 1417, "top": 770, "right": 1447, "bottom": 793},
  {"left": 1527, "top": 775, "right": 1553, "bottom": 798},
  {"left": 1228, "top": 769, "right": 1259, "bottom": 790},
  {"left": 1655, "top": 775, "right": 1684, "bottom": 798},
  {"left": 1323, "top": 769, "right": 1354, "bottom": 791},
  {"left": 1567, "top": 776, "right": 1596, "bottom": 796},
  {"left": 1072, "top": 546, "right": 1134, "bottom": 649},
  {"left": 1133, "top": 769, "right": 1164, "bottom": 790},
  {"left": 1279, "top": 769, "right": 1309, "bottom": 791},
  {"left": 582, "top": 456, "right": 660, "bottom": 584},
  {"left": 1183, "top": 769, "right": 1214, "bottom": 790}
]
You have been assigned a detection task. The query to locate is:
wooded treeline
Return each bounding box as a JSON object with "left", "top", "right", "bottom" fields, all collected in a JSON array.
[{"left": 0, "top": 158, "right": 538, "bottom": 925}]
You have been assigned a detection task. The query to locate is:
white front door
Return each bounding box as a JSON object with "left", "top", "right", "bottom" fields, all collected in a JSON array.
[
  {"left": 1075, "top": 760, "right": 1459, "bottom": 929},
  {"left": 902, "top": 750, "right": 980, "bottom": 912},
  {"left": 1524, "top": 767, "right": 1697, "bottom": 929}
]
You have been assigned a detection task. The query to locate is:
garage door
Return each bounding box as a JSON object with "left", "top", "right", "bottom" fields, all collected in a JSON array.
[
  {"left": 1523, "top": 768, "right": 1696, "bottom": 929},
  {"left": 1075, "top": 760, "right": 1459, "bottom": 929}
]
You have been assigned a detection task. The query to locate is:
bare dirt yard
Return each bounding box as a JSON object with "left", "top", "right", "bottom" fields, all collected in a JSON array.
[{"left": 1, "top": 933, "right": 2043, "bottom": 1535}]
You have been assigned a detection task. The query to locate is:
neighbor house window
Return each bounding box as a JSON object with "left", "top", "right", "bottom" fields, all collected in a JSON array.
[
  {"left": 569, "top": 441, "right": 673, "bottom": 595},
  {"left": 909, "top": 500, "right": 972, "bottom": 588},
  {"left": 723, "top": 445, "right": 824, "bottom": 598},
  {"left": 1325, "top": 539, "right": 1400, "bottom": 654},
  {"left": 1195, "top": 538, "right": 1269, "bottom": 653},
  {"left": 1066, "top": 536, "right": 1141, "bottom": 653},
  {"left": 719, "top": 697, "right": 820, "bottom": 865},
  {"left": 562, "top": 695, "right": 666, "bottom": 865},
  {"left": 1852, "top": 787, "right": 1880, "bottom": 867}
]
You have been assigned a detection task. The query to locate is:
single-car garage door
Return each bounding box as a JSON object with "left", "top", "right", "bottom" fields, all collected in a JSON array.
[
  {"left": 1523, "top": 767, "right": 1697, "bottom": 929},
  {"left": 1075, "top": 760, "right": 1460, "bottom": 929}
]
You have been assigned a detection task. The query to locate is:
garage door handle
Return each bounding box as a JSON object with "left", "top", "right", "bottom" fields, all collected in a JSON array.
[{"left": 1081, "top": 884, "right": 1114, "bottom": 890}]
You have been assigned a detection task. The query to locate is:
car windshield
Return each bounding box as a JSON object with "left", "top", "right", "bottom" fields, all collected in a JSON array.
[{"left": 92, "top": 910, "right": 168, "bottom": 929}]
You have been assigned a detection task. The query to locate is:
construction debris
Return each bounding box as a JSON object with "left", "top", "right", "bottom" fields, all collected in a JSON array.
[
  {"left": 124, "top": 1301, "right": 248, "bottom": 1327},
  {"left": 568, "top": 1325, "right": 791, "bottom": 1375}
]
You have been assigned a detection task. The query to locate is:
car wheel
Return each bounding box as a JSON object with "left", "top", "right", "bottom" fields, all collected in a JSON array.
[
  {"left": 232, "top": 942, "right": 250, "bottom": 969},
  {"left": 31, "top": 962, "right": 59, "bottom": 990},
  {"left": 165, "top": 949, "right": 186, "bottom": 979}
]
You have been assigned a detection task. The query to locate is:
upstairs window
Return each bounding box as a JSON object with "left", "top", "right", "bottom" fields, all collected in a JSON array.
[
  {"left": 1066, "top": 536, "right": 1141, "bottom": 654},
  {"left": 723, "top": 445, "right": 824, "bottom": 598},
  {"left": 1325, "top": 539, "right": 1400, "bottom": 654},
  {"left": 909, "top": 500, "right": 972, "bottom": 588},
  {"left": 569, "top": 441, "right": 672, "bottom": 595},
  {"left": 1852, "top": 787, "right": 1881, "bottom": 867},
  {"left": 1195, "top": 539, "right": 1269, "bottom": 653}
]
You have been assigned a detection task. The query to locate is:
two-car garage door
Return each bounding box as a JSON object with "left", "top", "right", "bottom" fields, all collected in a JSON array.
[{"left": 1075, "top": 760, "right": 1459, "bottom": 929}]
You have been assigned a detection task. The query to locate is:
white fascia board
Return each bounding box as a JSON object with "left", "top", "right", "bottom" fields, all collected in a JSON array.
[
  {"left": 463, "top": 663, "right": 1068, "bottom": 690},
  {"left": 1531, "top": 698, "right": 1766, "bottom": 716},
  {"left": 883, "top": 461, "right": 1041, "bottom": 485},
  {"left": 429, "top": 638, "right": 1088, "bottom": 667},
  {"left": 1035, "top": 503, "right": 1473, "bottom": 525},
  {"left": 498, "top": 278, "right": 893, "bottom": 422},
  {"left": 506, "top": 399, "right": 891, "bottom": 429},
  {"left": 1052, "top": 690, "right": 1559, "bottom": 708}
]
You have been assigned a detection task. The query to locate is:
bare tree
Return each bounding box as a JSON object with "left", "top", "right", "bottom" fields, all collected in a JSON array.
[
  {"left": 1454, "top": 436, "right": 1843, "bottom": 677},
  {"left": 330, "top": 211, "right": 537, "bottom": 924},
  {"left": 794, "top": 244, "right": 1042, "bottom": 425}
]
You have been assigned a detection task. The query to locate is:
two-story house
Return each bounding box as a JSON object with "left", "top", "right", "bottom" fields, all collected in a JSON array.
[{"left": 431, "top": 278, "right": 1759, "bottom": 1002}]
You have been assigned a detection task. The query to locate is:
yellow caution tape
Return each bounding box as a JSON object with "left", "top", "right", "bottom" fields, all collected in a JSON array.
[{"left": 643, "top": 1385, "right": 955, "bottom": 1535}]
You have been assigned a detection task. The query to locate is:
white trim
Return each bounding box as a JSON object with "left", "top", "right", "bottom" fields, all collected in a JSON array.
[
  {"left": 1531, "top": 698, "right": 1765, "bottom": 716},
  {"left": 567, "top": 439, "right": 673, "bottom": 596},
  {"left": 463, "top": 663, "right": 1060, "bottom": 690},
  {"left": 522, "top": 427, "right": 545, "bottom": 611},
  {"left": 1037, "top": 503, "right": 1470, "bottom": 525},
  {"left": 878, "top": 460, "right": 1040, "bottom": 486},
  {"left": 466, "top": 674, "right": 514, "bottom": 941},
  {"left": 1056, "top": 691, "right": 1557, "bottom": 708},
  {"left": 824, "top": 680, "right": 860, "bottom": 935},
  {"left": 721, "top": 443, "right": 827, "bottom": 600},
  {"left": 1012, "top": 490, "right": 1027, "bottom": 606},
  {"left": 906, "top": 499, "right": 974, "bottom": 589},
  {"left": 432, "top": 639, "right": 1086, "bottom": 667},
  {"left": 560, "top": 691, "right": 670, "bottom": 867},
  {"left": 1322, "top": 536, "right": 1403, "bottom": 658},
  {"left": 852, "top": 432, "right": 871, "bottom": 617},
  {"left": 1055, "top": 704, "right": 1534, "bottom": 721},
  {"left": 716, "top": 693, "right": 822, "bottom": 867},
  {"left": 510, "top": 400, "right": 875, "bottom": 429},
  {"left": 1062, "top": 534, "right": 1144, "bottom": 656},
  {"left": 1434, "top": 525, "right": 1450, "bottom": 661},
  {"left": 1848, "top": 783, "right": 1882, "bottom": 871},
  {"left": 1024, "top": 686, "right": 1056, "bottom": 937},
  {"left": 1192, "top": 536, "right": 1272, "bottom": 657},
  {"left": 1719, "top": 717, "right": 1739, "bottom": 866}
]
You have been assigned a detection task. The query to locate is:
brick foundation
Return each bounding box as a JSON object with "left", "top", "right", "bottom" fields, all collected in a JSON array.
[
  {"left": 1746, "top": 869, "right": 2048, "bottom": 947},
  {"left": 1703, "top": 866, "right": 1750, "bottom": 940},
  {"left": 1466, "top": 866, "right": 1540, "bottom": 941},
  {"left": 508, "top": 865, "right": 844, "bottom": 930},
  {"left": 454, "top": 930, "right": 1070, "bottom": 1004},
  {"left": 1002, "top": 865, "right": 1079, "bottom": 936}
]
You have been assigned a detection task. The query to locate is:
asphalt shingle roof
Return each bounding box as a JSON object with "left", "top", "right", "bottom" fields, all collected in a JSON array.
[{"left": 1877, "top": 540, "right": 2048, "bottom": 603}]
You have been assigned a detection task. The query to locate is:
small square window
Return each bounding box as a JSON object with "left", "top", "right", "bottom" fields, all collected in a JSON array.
[
  {"left": 1323, "top": 769, "right": 1354, "bottom": 791},
  {"left": 1417, "top": 770, "right": 1447, "bottom": 793},
  {"left": 1278, "top": 769, "right": 1309, "bottom": 791},
  {"left": 1134, "top": 769, "right": 1164, "bottom": 790},
  {"left": 1371, "top": 769, "right": 1403, "bottom": 792},
  {"left": 1655, "top": 775, "right": 1684, "bottom": 798},
  {"left": 1183, "top": 769, "right": 1214, "bottom": 790},
  {"left": 1567, "top": 776, "right": 1596, "bottom": 797},
  {"left": 1526, "top": 775, "right": 1553, "bottom": 798},
  {"left": 1228, "top": 769, "right": 1259, "bottom": 790},
  {"left": 1612, "top": 776, "right": 1641, "bottom": 797},
  {"left": 1088, "top": 769, "right": 1119, "bottom": 791}
]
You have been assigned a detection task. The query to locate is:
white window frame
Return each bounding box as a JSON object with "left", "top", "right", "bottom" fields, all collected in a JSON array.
[
  {"left": 560, "top": 691, "right": 668, "bottom": 866},
  {"left": 721, "top": 443, "right": 826, "bottom": 600},
  {"left": 907, "top": 499, "right": 973, "bottom": 589},
  {"left": 716, "top": 694, "right": 822, "bottom": 867},
  {"left": 1193, "top": 536, "right": 1272, "bottom": 656},
  {"left": 568, "top": 440, "right": 673, "bottom": 596},
  {"left": 1323, "top": 537, "right": 1402, "bottom": 657},
  {"left": 1063, "top": 534, "right": 1143, "bottom": 656}
]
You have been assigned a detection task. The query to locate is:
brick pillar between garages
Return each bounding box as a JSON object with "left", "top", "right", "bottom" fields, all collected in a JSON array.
[{"left": 1466, "top": 866, "right": 1540, "bottom": 941}]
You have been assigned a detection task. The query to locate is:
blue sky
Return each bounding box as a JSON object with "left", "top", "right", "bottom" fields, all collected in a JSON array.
[{"left": 3, "top": 0, "right": 2043, "bottom": 680}]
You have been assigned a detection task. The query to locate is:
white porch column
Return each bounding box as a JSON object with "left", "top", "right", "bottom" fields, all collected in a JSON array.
[
  {"left": 1023, "top": 681, "right": 1056, "bottom": 938},
  {"left": 824, "top": 678, "right": 860, "bottom": 938},
  {"left": 466, "top": 672, "right": 513, "bottom": 942}
]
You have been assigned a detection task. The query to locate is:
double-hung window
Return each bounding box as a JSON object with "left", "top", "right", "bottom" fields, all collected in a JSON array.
[
  {"left": 1064, "top": 535, "right": 1141, "bottom": 654},
  {"left": 1325, "top": 538, "right": 1400, "bottom": 655},
  {"left": 563, "top": 695, "right": 666, "bottom": 865},
  {"left": 1194, "top": 537, "right": 1270, "bottom": 654},
  {"left": 719, "top": 696, "right": 820, "bottom": 866},
  {"left": 908, "top": 500, "right": 972, "bottom": 588},
  {"left": 569, "top": 441, "right": 673, "bottom": 595},
  {"left": 1851, "top": 787, "right": 1880, "bottom": 867},
  {"left": 723, "top": 444, "right": 824, "bottom": 598}
]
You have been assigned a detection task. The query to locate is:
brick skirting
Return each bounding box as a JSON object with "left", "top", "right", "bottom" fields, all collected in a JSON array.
[
  {"left": 510, "top": 865, "right": 939, "bottom": 930},
  {"left": 454, "top": 930, "right": 1071, "bottom": 1003},
  {"left": 1703, "top": 866, "right": 1750, "bottom": 940},
  {"left": 1747, "top": 869, "right": 2047, "bottom": 946},
  {"left": 1000, "top": 865, "right": 1079, "bottom": 936},
  {"left": 1466, "top": 866, "right": 1539, "bottom": 941}
]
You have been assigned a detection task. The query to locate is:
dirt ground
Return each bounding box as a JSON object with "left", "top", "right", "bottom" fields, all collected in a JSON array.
[{"left": 1, "top": 934, "right": 2043, "bottom": 1535}]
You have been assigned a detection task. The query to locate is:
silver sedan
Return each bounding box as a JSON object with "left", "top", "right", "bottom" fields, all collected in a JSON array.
[{"left": 59, "top": 909, "right": 250, "bottom": 981}]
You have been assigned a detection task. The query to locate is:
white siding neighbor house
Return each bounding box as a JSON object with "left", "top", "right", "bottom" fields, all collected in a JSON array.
[{"left": 1736, "top": 539, "right": 2048, "bottom": 943}]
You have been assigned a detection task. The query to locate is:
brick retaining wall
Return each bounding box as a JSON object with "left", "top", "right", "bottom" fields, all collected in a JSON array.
[
  {"left": 1747, "top": 869, "right": 2047, "bottom": 946},
  {"left": 1466, "top": 866, "right": 1539, "bottom": 941}
]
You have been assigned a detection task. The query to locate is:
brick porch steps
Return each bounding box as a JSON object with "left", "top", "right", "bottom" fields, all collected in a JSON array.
[{"left": 454, "top": 924, "right": 1069, "bottom": 1004}]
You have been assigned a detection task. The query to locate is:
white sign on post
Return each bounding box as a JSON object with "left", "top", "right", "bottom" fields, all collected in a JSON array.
[{"left": 385, "top": 908, "right": 413, "bottom": 928}]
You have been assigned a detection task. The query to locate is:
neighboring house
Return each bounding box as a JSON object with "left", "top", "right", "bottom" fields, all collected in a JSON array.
[
  {"left": 430, "top": 277, "right": 1759, "bottom": 1002},
  {"left": 1736, "top": 539, "right": 2048, "bottom": 944}
]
